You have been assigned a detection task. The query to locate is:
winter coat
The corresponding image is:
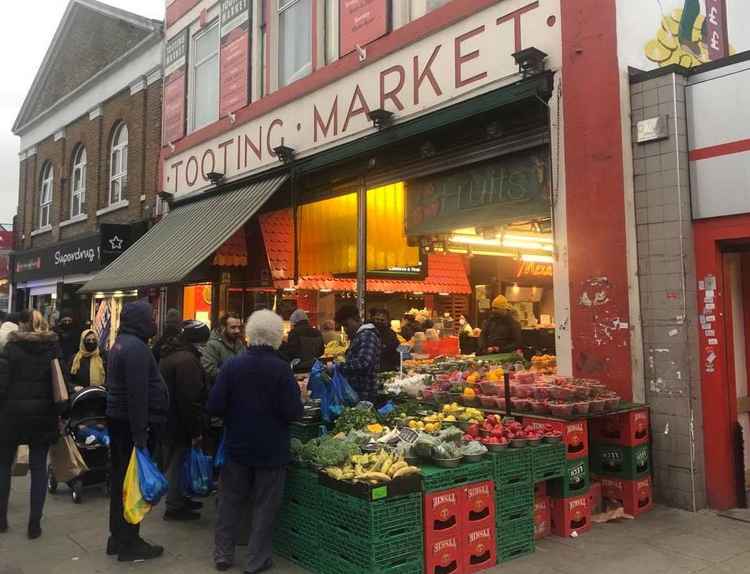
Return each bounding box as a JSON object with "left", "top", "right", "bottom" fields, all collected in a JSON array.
[
  {"left": 0, "top": 330, "right": 61, "bottom": 446},
  {"left": 376, "top": 325, "right": 401, "bottom": 372},
  {"left": 69, "top": 329, "right": 106, "bottom": 388},
  {"left": 201, "top": 331, "right": 244, "bottom": 387},
  {"left": 56, "top": 326, "right": 82, "bottom": 366},
  {"left": 207, "top": 346, "right": 303, "bottom": 467},
  {"left": 281, "top": 320, "right": 324, "bottom": 372},
  {"left": 159, "top": 337, "right": 207, "bottom": 445},
  {"left": 478, "top": 311, "right": 523, "bottom": 355},
  {"left": 105, "top": 299, "right": 169, "bottom": 447},
  {"left": 340, "top": 324, "right": 381, "bottom": 403}
]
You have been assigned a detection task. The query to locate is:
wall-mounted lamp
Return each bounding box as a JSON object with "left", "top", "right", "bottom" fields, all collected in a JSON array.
[
  {"left": 355, "top": 44, "right": 367, "bottom": 63},
  {"left": 158, "top": 190, "right": 174, "bottom": 206},
  {"left": 274, "top": 145, "right": 296, "bottom": 164},
  {"left": 206, "top": 171, "right": 225, "bottom": 186},
  {"left": 228, "top": 112, "right": 236, "bottom": 124},
  {"left": 512, "top": 47, "right": 548, "bottom": 78},
  {"left": 168, "top": 141, "right": 176, "bottom": 152},
  {"left": 367, "top": 108, "right": 394, "bottom": 129}
]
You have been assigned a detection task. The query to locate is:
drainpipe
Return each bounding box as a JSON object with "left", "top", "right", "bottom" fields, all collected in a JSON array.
[{"left": 356, "top": 174, "right": 367, "bottom": 319}]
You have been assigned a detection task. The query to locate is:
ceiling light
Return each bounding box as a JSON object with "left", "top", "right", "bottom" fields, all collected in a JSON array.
[{"left": 521, "top": 254, "right": 554, "bottom": 264}]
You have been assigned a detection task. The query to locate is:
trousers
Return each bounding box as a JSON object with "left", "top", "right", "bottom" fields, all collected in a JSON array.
[
  {"left": 164, "top": 441, "right": 188, "bottom": 512},
  {"left": 107, "top": 418, "right": 141, "bottom": 546},
  {"left": 214, "top": 459, "right": 286, "bottom": 572},
  {"left": 0, "top": 443, "right": 49, "bottom": 523}
]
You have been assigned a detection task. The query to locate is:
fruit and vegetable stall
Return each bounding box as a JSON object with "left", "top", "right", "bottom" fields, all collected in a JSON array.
[{"left": 276, "top": 356, "right": 653, "bottom": 574}]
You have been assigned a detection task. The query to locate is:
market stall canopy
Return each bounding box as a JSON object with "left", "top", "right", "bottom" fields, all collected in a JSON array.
[
  {"left": 80, "top": 175, "right": 287, "bottom": 292},
  {"left": 259, "top": 208, "right": 471, "bottom": 294}
]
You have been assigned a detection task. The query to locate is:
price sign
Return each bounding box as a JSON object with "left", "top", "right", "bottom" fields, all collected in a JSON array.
[{"left": 398, "top": 428, "right": 419, "bottom": 445}]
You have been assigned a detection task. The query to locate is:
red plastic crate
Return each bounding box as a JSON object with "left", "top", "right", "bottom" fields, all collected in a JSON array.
[
  {"left": 588, "top": 480, "right": 603, "bottom": 514},
  {"left": 591, "top": 409, "right": 650, "bottom": 447},
  {"left": 424, "top": 488, "right": 461, "bottom": 540},
  {"left": 463, "top": 524, "right": 497, "bottom": 574},
  {"left": 534, "top": 496, "right": 551, "bottom": 540},
  {"left": 600, "top": 476, "right": 654, "bottom": 517},
  {"left": 425, "top": 534, "right": 462, "bottom": 574},
  {"left": 461, "top": 481, "right": 495, "bottom": 530},
  {"left": 523, "top": 417, "right": 588, "bottom": 460},
  {"left": 550, "top": 494, "right": 592, "bottom": 538},
  {"left": 534, "top": 482, "right": 547, "bottom": 497}
]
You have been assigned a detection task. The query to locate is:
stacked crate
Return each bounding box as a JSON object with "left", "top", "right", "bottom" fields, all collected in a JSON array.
[
  {"left": 289, "top": 421, "right": 323, "bottom": 444},
  {"left": 490, "top": 448, "right": 535, "bottom": 562},
  {"left": 530, "top": 443, "right": 565, "bottom": 541},
  {"left": 273, "top": 465, "right": 323, "bottom": 571},
  {"left": 589, "top": 408, "right": 654, "bottom": 517}
]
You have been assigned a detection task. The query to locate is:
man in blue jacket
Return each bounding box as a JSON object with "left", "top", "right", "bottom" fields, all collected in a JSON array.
[
  {"left": 208, "top": 310, "right": 303, "bottom": 573},
  {"left": 105, "top": 299, "right": 169, "bottom": 562}
]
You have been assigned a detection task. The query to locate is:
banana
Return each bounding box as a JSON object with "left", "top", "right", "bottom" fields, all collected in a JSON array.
[
  {"left": 358, "top": 471, "right": 392, "bottom": 482},
  {"left": 388, "top": 461, "right": 408, "bottom": 477},
  {"left": 392, "top": 466, "right": 420, "bottom": 479},
  {"left": 381, "top": 454, "right": 394, "bottom": 475}
]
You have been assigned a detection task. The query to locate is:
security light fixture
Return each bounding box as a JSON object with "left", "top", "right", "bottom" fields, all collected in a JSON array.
[
  {"left": 158, "top": 190, "right": 174, "bottom": 206},
  {"left": 367, "top": 108, "right": 394, "bottom": 129},
  {"left": 512, "top": 47, "right": 548, "bottom": 78},
  {"left": 274, "top": 145, "right": 296, "bottom": 163},
  {"left": 206, "top": 171, "right": 225, "bottom": 185}
]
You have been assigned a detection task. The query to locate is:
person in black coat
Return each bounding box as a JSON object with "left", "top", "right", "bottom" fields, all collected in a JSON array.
[
  {"left": 54, "top": 310, "right": 81, "bottom": 366},
  {"left": 0, "top": 310, "right": 61, "bottom": 539},
  {"left": 281, "top": 309, "right": 324, "bottom": 372},
  {"left": 370, "top": 308, "right": 401, "bottom": 372},
  {"left": 159, "top": 320, "right": 210, "bottom": 522},
  {"left": 152, "top": 308, "right": 181, "bottom": 364}
]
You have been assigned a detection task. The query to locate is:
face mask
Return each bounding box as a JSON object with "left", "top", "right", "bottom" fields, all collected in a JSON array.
[{"left": 84, "top": 341, "right": 98, "bottom": 352}]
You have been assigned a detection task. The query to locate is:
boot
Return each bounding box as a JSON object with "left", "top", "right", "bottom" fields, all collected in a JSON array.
[
  {"left": 117, "top": 538, "right": 164, "bottom": 562},
  {"left": 27, "top": 519, "right": 41, "bottom": 540}
]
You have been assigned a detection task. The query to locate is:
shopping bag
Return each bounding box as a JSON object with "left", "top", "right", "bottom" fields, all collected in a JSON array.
[
  {"left": 309, "top": 360, "right": 334, "bottom": 422},
  {"left": 123, "top": 449, "right": 151, "bottom": 525},
  {"left": 50, "top": 358, "right": 69, "bottom": 411},
  {"left": 49, "top": 435, "right": 89, "bottom": 483},
  {"left": 214, "top": 435, "right": 226, "bottom": 469},
  {"left": 331, "top": 366, "right": 359, "bottom": 408},
  {"left": 11, "top": 445, "right": 29, "bottom": 477},
  {"left": 135, "top": 448, "right": 168, "bottom": 505},
  {"left": 182, "top": 448, "right": 214, "bottom": 497}
]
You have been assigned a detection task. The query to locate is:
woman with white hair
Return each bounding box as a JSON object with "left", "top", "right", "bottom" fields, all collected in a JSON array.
[{"left": 207, "top": 310, "right": 304, "bottom": 573}]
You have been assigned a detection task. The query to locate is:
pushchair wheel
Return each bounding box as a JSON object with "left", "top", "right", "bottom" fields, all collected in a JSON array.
[
  {"left": 47, "top": 466, "right": 58, "bottom": 494},
  {"left": 71, "top": 480, "right": 83, "bottom": 504}
]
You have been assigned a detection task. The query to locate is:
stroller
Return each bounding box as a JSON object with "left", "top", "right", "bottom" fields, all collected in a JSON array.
[{"left": 47, "top": 386, "right": 110, "bottom": 503}]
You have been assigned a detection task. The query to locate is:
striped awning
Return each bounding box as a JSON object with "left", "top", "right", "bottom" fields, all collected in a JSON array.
[{"left": 80, "top": 175, "right": 287, "bottom": 292}]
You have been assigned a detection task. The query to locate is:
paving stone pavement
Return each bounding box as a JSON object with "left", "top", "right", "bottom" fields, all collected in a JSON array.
[{"left": 2, "top": 474, "right": 750, "bottom": 574}]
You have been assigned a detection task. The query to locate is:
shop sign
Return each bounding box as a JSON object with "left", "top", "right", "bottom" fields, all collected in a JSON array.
[
  {"left": 220, "top": 0, "right": 250, "bottom": 116},
  {"left": 339, "top": 0, "right": 389, "bottom": 57},
  {"left": 517, "top": 261, "right": 553, "bottom": 278},
  {"left": 13, "top": 225, "right": 132, "bottom": 283},
  {"left": 165, "top": 0, "right": 560, "bottom": 196},
  {"left": 406, "top": 151, "right": 550, "bottom": 235}
]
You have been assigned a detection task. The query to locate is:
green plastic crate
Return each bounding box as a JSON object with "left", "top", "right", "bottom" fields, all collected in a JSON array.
[
  {"left": 489, "top": 448, "right": 533, "bottom": 487},
  {"left": 273, "top": 527, "right": 320, "bottom": 571},
  {"left": 497, "top": 516, "right": 535, "bottom": 562},
  {"left": 320, "top": 490, "right": 422, "bottom": 539},
  {"left": 590, "top": 443, "right": 651, "bottom": 480},
  {"left": 317, "top": 552, "right": 423, "bottom": 574},
  {"left": 496, "top": 481, "right": 534, "bottom": 523},
  {"left": 548, "top": 458, "right": 591, "bottom": 499},
  {"left": 285, "top": 466, "right": 322, "bottom": 509},
  {"left": 420, "top": 460, "right": 494, "bottom": 492},
  {"left": 275, "top": 500, "right": 321, "bottom": 539},
  {"left": 531, "top": 443, "right": 566, "bottom": 482},
  {"left": 290, "top": 422, "right": 323, "bottom": 443},
  {"left": 321, "top": 524, "right": 423, "bottom": 571}
]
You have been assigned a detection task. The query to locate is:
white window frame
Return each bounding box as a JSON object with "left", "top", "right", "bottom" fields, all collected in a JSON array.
[
  {"left": 277, "top": 0, "right": 313, "bottom": 88},
  {"left": 189, "top": 19, "right": 220, "bottom": 132},
  {"left": 39, "top": 163, "right": 53, "bottom": 229},
  {"left": 71, "top": 145, "right": 87, "bottom": 218},
  {"left": 110, "top": 123, "right": 128, "bottom": 206}
]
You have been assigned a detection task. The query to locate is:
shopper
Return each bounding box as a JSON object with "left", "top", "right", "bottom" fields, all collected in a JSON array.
[
  {"left": 281, "top": 309, "right": 324, "bottom": 372},
  {"left": 400, "top": 313, "right": 419, "bottom": 341},
  {"left": 0, "top": 310, "right": 61, "bottom": 539},
  {"left": 159, "top": 320, "right": 210, "bottom": 522},
  {"left": 202, "top": 313, "right": 244, "bottom": 388},
  {"left": 0, "top": 314, "right": 19, "bottom": 352},
  {"left": 55, "top": 310, "right": 81, "bottom": 365},
  {"left": 477, "top": 295, "right": 523, "bottom": 356},
  {"left": 370, "top": 308, "right": 400, "bottom": 372},
  {"left": 69, "top": 329, "right": 106, "bottom": 391},
  {"left": 335, "top": 305, "right": 381, "bottom": 403},
  {"left": 152, "top": 308, "right": 181, "bottom": 363},
  {"left": 105, "top": 299, "right": 168, "bottom": 562},
  {"left": 209, "top": 310, "right": 303, "bottom": 573}
]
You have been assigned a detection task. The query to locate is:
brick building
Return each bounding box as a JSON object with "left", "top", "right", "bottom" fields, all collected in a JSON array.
[{"left": 11, "top": 0, "right": 162, "bottom": 331}]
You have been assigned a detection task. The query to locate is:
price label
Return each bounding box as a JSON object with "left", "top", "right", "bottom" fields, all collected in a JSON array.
[{"left": 398, "top": 427, "right": 419, "bottom": 445}]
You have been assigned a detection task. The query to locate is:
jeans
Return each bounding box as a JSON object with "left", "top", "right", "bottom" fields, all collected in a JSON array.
[
  {"left": 214, "top": 460, "right": 286, "bottom": 571},
  {"left": 107, "top": 418, "right": 141, "bottom": 547},
  {"left": 0, "top": 443, "right": 50, "bottom": 524}
]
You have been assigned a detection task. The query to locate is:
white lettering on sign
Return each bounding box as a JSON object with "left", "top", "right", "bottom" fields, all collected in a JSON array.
[
  {"left": 164, "top": 0, "right": 560, "bottom": 196},
  {"left": 434, "top": 538, "right": 458, "bottom": 552},
  {"left": 54, "top": 248, "right": 97, "bottom": 266},
  {"left": 432, "top": 492, "right": 457, "bottom": 509}
]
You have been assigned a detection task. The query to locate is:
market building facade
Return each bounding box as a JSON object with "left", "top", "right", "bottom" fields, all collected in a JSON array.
[
  {"left": 11, "top": 0, "right": 163, "bottom": 339},
  {"left": 84, "top": 0, "right": 750, "bottom": 512}
]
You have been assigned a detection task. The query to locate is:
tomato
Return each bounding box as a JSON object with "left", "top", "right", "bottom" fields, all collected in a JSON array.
[{"left": 468, "top": 423, "right": 480, "bottom": 437}]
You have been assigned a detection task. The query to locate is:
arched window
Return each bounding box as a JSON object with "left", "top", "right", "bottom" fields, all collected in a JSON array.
[
  {"left": 71, "top": 145, "right": 87, "bottom": 217},
  {"left": 109, "top": 123, "right": 128, "bottom": 205},
  {"left": 39, "top": 162, "right": 53, "bottom": 228}
]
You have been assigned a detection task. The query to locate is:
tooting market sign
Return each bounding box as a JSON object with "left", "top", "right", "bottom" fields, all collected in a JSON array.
[{"left": 165, "top": 0, "right": 560, "bottom": 196}]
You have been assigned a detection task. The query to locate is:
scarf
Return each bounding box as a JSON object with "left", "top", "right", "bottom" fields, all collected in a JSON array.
[{"left": 70, "top": 329, "right": 105, "bottom": 387}]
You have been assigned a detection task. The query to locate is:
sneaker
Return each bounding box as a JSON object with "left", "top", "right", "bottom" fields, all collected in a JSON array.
[
  {"left": 164, "top": 508, "right": 201, "bottom": 522},
  {"left": 184, "top": 498, "right": 204, "bottom": 511},
  {"left": 106, "top": 536, "right": 119, "bottom": 556},
  {"left": 27, "top": 520, "right": 41, "bottom": 540},
  {"left": 244, "top": 558, "right": 273, "bottom": 574},
  {"left": 215, "top": 561, "right": 232, "bottom": 572},
  {"left": 117, "top": 539, "right": 164, "bottom": 562}
]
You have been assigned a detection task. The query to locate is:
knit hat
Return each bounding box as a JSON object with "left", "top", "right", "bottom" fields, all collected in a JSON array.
[
  {"left": 165, "top": 308, "right": 180, "bottom": 327},
  {"left": 492, "top": 295, "right": 512, "bottom": 311},
  {"left": 289, "top": 309, "right": 309, "bottom": 326}
]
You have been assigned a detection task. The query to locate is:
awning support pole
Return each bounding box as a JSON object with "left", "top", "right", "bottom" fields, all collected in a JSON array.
[
  {"left": 357, "top": 175, "right": 367, "bottom": 319},
  {"left": 291, "top": 168, "right": 299, "bottom": 286}
]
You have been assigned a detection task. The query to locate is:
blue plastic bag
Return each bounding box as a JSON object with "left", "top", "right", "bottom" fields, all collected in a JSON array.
[
  {"left": 214, "top": 434, "right": 226, "bottom": 469},
  {"left": 135, "top": 448, "right": 168, "bottom": 505},
  {"left": 309, "top": 361, "right": 359, "bottom": 422},
  {"left": 182, "top": 448, "right": 214, "bottom": 497},
  {"left": 331, "top": 366, "right": 359, "bottom": 407}
]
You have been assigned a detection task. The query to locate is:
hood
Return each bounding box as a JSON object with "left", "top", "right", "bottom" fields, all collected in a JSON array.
[
  {"left": 357, "top": 323, "right": 377, "bottom": 334},
  {"left": 0, "top": 322, "right": 19, "bottom": 350},
  {"left": 7, "top": 329, "right": 59, "bottom": 349},
  {"left": 120, "top": 299, "right": 157, "bottom": 340},
  {"left": 161, "top": 335, "right": 199, "bottom": 359},
  {"left": 77, "top": 329, "right": 100, "bottom": 353}
]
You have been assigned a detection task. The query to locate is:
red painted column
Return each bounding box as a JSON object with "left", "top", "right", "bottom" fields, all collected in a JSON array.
[{"left": 561, "top": 0, "right": 632, "bottom": 399}]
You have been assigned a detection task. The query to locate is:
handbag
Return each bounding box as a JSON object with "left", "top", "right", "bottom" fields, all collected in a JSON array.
[
  {"left": 50, "top": 358, "right": 69, "bottom": 409},
  {"left": 11, "top": 445, "right": 29, "bottom": 477},
  {"left": 49, "top": 435, "right": 88, "bottom": 483}
]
